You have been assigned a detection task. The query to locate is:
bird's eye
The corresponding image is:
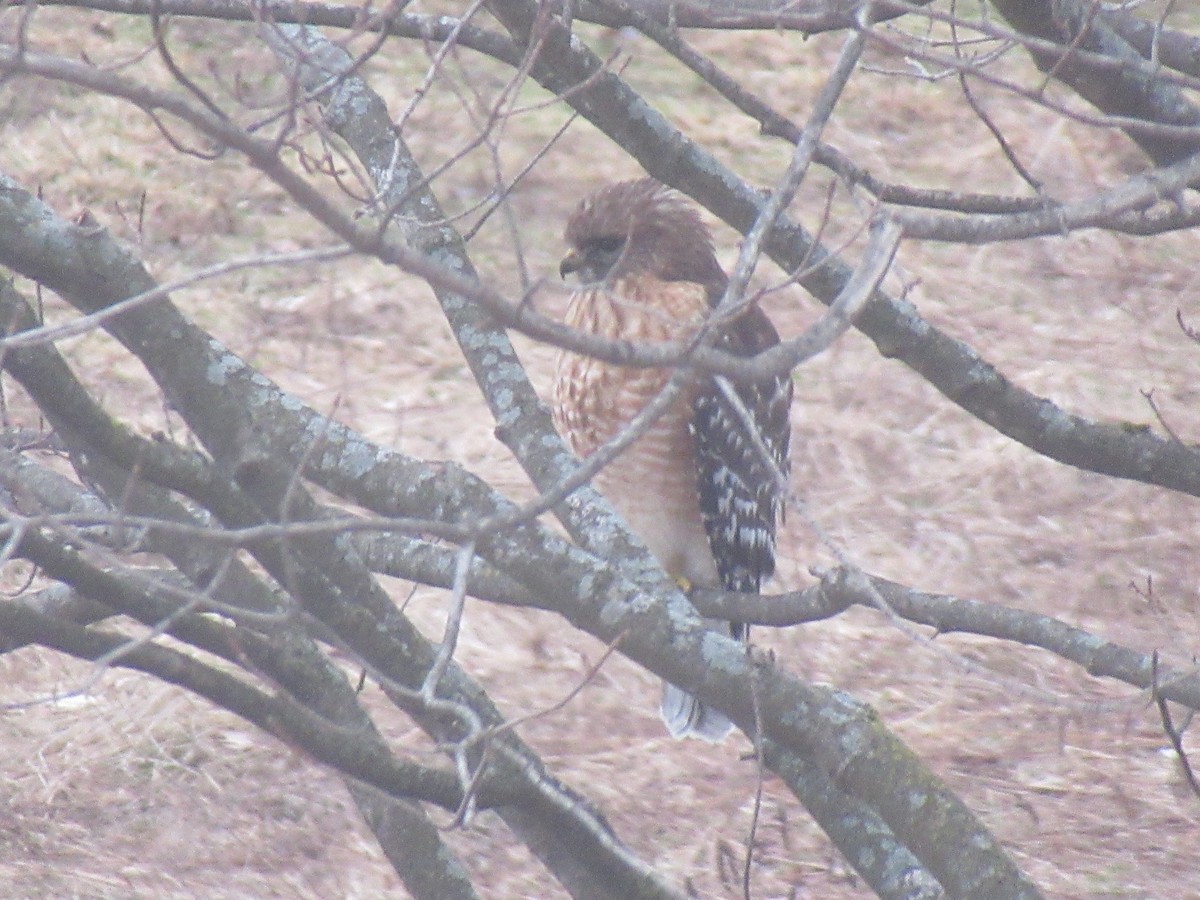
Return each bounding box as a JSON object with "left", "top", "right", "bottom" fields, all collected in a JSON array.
[{"left": 592, "top": 235, "right": 625, "bottom": 254}]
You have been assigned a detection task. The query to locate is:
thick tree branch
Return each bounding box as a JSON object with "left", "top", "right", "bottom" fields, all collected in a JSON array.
[
  {"left": 228, "top": 452, "right": 685, "bottom": 900},
  {"left": 570, "top": 0, "right": 906, "bottom": 32},
  {"left": 1103, "top": 5, "right": 1200, "bottom": 81},
  {"left": 41, "top": 0, "right": 913, "bottom": 34},
  {"left": 761, "top": 735, "right": 946, "bottom": 900},
  {"left": 0, "top": 286, "right": 476, "bottom": 900},
  {"left": 4, "top": 258, "right": 679, "bottom": 897},
  {"left": 39, "top": 0, "right": 526, "bottom": 65},
  {"left": 691, "top": 569, "right": 1200, "bottom": 711},
  {"left": 985, "top": 0, "right": 1200, "bottom": 165},
  {"left": 0, "top": 597, "right": 492, "bottom": 812}
]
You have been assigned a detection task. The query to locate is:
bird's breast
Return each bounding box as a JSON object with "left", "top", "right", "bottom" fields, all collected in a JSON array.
[{"left": 552, "top": 279, "right": 719, "bottom": 584}]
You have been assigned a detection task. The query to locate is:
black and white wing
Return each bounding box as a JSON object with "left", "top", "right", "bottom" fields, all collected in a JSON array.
[{"left": 692, "top": 307, "right": 792, "bottom": 610}]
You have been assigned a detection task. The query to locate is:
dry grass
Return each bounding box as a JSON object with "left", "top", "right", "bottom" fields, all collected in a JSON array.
[{"left": 2, "top": 7, "right": 1199, "bottom": 898}]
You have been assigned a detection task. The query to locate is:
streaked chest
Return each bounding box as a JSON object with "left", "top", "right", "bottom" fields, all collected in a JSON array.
[{"left": 552, "top": 277, "right": 710, "bottom": 460}]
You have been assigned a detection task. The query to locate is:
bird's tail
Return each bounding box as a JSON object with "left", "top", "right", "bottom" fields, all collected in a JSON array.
[
  {"left": 660, "top": 620, "right": 746, "bottom": 741},
  {"left": 660, "top": 682, "right": 734, "bottom": 741}
]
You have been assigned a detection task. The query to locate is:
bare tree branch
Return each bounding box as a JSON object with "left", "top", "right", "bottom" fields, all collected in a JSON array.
[
  {"left": 569, "top": 0, "right": 911, "bottom": 32},
  {"left": 694, "top": 569, "right": 1200, "bottom": 711},
  {"left": 889, "top": 150, "right": 1200, "bottom": 241},
  {"left": 983, "top": 0, "right": 1200, "bottom": 164},
  {"left": 1103, "top": 3, "right": 1200, "bottom": 80},
  {"left": 1152, "top": 651, "right": 1200, "bottom": 801}
]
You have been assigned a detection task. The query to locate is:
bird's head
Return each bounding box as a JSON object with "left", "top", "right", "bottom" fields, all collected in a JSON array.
[{"left": 560, "top": 179, "right": 726, "bottom": 294}]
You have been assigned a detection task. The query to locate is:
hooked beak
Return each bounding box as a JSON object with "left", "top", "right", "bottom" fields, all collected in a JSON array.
[{"left": 559, "top": 250, "right": 584, "bottom": 280}]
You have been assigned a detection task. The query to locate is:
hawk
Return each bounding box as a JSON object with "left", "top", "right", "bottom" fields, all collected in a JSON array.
[{"left": 553, "top": 178, "right": 792, "bottom": 740}]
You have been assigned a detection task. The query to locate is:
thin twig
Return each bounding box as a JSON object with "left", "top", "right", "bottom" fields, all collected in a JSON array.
[
  {"left": 742, "top": 654, "right": 767, "bottom": 900},
  {"left": 718, "top": 26, "right": 868, "bottom": 318},
  {"left": 1152, "top": 651, "right": 1200, "bottom": 800},
  {"left": 0, "top": 246, "right": 352, "bottom": 351}
]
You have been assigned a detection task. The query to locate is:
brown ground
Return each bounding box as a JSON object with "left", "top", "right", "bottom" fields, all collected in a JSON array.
[{"left": 2, "top": 7, "right": 1199, "bottom": 899}]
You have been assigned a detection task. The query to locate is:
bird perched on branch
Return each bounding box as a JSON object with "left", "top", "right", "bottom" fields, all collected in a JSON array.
[{"left": 552, "top": 178, "right": 792, "bottom": 740}]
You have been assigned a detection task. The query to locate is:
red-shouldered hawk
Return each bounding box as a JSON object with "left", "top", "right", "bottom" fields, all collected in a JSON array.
[{"left": 553, "top": 179, "right": 792, "bottom": 740}]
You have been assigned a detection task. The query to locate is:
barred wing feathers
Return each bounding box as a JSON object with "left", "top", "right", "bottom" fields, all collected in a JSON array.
[{"left": 692, "top": 307, "right": 792, "bottom": 602}]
